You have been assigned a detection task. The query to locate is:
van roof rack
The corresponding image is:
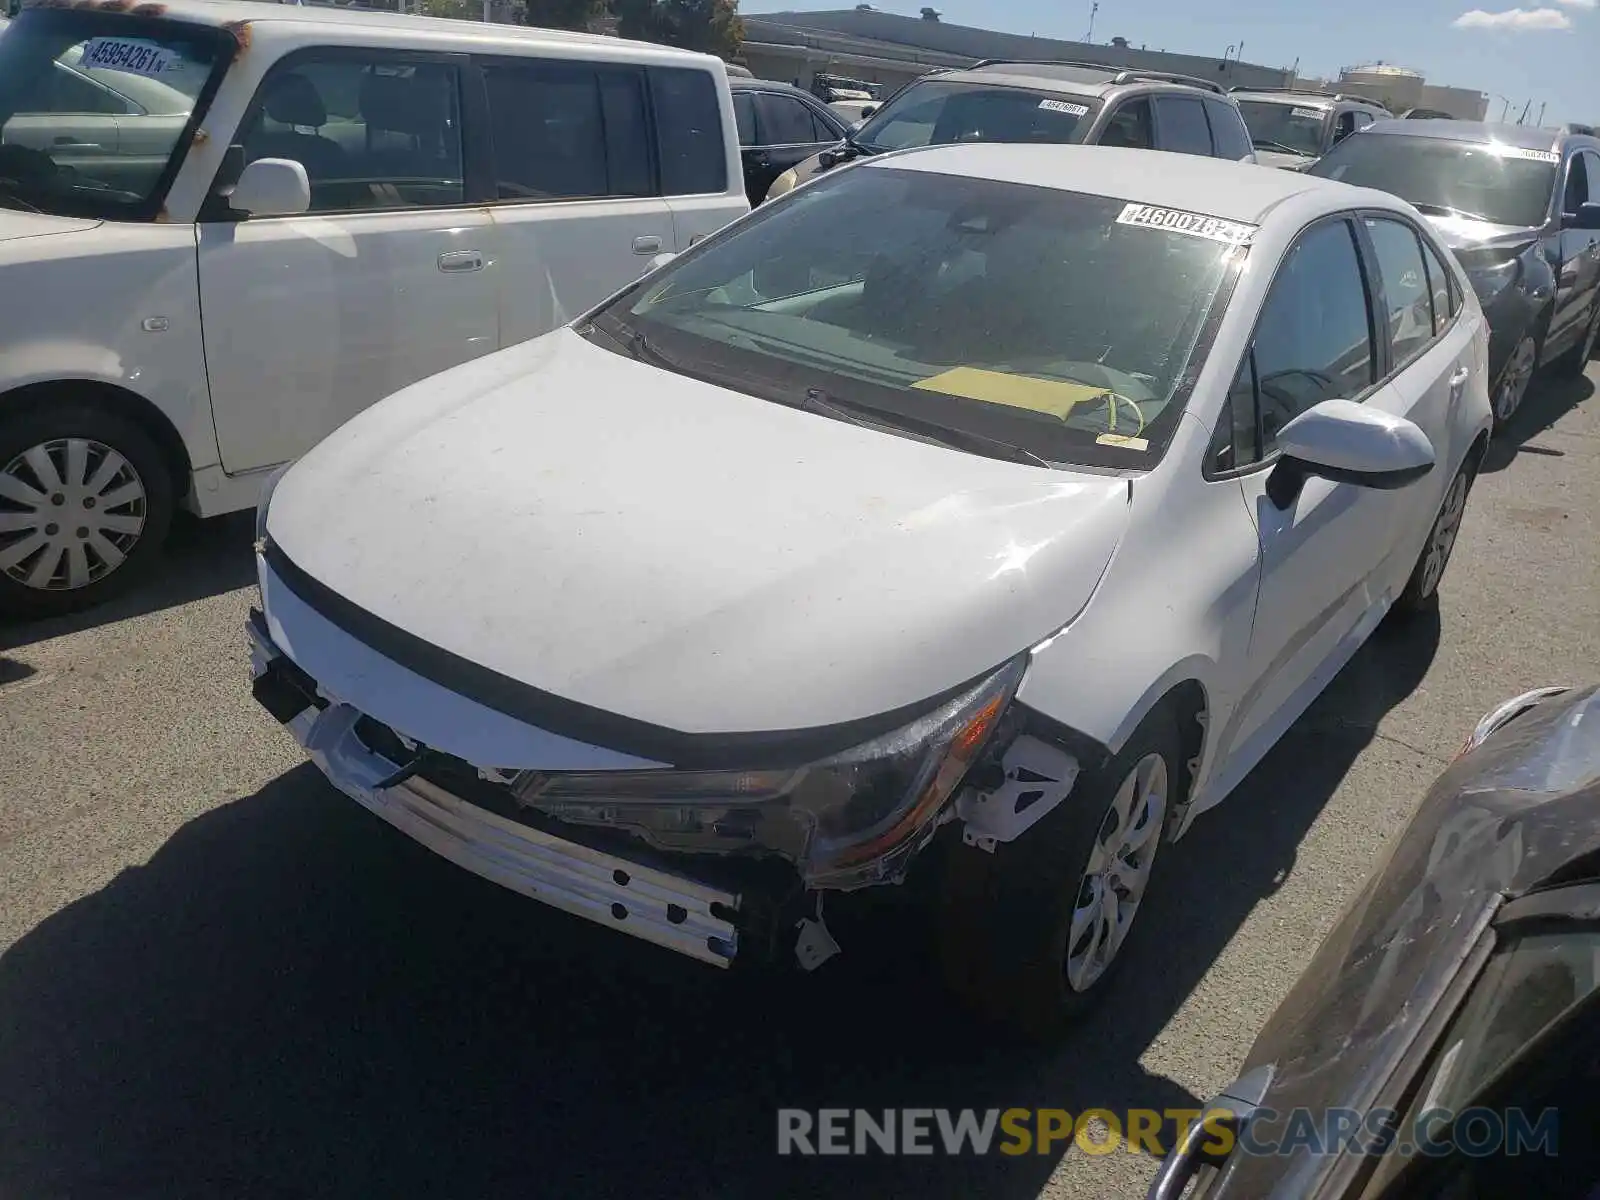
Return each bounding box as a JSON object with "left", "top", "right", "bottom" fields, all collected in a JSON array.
[
  {"left": 965, "top": 59, "right": 1225, "bottom": 95},
  {"left": 1228, "top": 85, "right": 1388, "bottom": 108}
]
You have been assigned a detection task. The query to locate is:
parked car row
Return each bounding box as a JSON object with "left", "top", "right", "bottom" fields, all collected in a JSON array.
[{"left": 0, "top": 0, "right": 749, "bottom": 616}]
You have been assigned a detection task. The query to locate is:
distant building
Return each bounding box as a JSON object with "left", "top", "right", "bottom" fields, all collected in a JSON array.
[
  {"left": 740, "top": 7, "right": 1296, "bottom": 94},
  {"left": 1293, "top": 63, "right": 1488, "bottom": 121}
]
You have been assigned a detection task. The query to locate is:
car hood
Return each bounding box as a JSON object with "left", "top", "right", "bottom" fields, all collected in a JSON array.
[
  {"left": 0, "top": 208, "right": 99, "bottom": 243},
  {"left": 1253, "top": 149, "right": 1316, "bottom": 170},
  {"left": 1211, "top": 685, "right": 1600, "bottom": 1198},
  {"left": 265, "top": 328, "right": 1133, "bottom": 744},
  {"left": 1417, "top": 212, "right": 1537, "bottom": 252}
]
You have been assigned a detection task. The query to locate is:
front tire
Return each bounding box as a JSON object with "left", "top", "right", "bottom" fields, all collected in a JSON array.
[
  {"left": 1553, "top": 297, "right": 1600, "bottom": 378},
  {"left": 937, "top": 707, "right": 1184, "bottom": 1039},
  {"left": 1492, "top": 333, "right": 1538, "bottom": 432},
  {"left": 0, "top": 404, "right": 174, "bottom": 619}
]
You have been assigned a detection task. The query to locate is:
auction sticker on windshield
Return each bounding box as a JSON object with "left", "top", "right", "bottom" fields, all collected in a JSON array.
[
  {"left": 1490, "top": 146, "right": 1560, "bottom": 164},
  {"left": 1038, "top": 99, "right": 1090, "bottom": 116},
  {"left": 1116, "top": 203, "right": 1256, "bottom": 245},
  {"left": 80, "top": 38, "right": 179, "bottom": 77},
  {"left": 1291, "top": 106, "right": 1323, "bottom": 119}
]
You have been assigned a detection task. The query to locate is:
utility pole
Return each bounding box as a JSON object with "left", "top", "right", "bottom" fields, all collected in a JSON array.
[
  {"left": 1536, "top": 102, "right": 1547, "bottom": 126},
  {"left": 1085, "top": 1, "right": 1098, "bottom": 43},
  {"left": 1517, "top": 98, "right": 1531, "bottom": 125}
]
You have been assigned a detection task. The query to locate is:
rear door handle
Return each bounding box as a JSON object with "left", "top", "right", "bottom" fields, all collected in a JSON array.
[
  {"left": 438, "top": 250, "right": 484, "bottom": 273},
  {"left": 1449, "top": 366, "right": 1470, "bottom": 390},
  {"left": 632, "top": 235, "right": 663, "bottom": 255}
]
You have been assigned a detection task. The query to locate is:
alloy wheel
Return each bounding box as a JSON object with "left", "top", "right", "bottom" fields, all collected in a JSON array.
[
  {"left": 1419, "top": 469, "right": 1470, "bottom": 599},
  {"left": 1064, "top": 752, "right": 1168, "bottom": 993},
  {"left": 0, "top": 438, "right": 148, "bottom": 591},
  {"left": 1495, "top": 336, "right": 1537, "bottom": 422}
]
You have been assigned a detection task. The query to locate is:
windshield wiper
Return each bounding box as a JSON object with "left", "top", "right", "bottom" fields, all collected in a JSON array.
[
  {"left": 1251, "top": 138, "right": 1306, "bottom": 156},
  {"left": 797, "top": 387, "right": 1054, "bottom": 468},
  {"left": 1413, "top": 202, "right": 1497, "bottom": 225}
]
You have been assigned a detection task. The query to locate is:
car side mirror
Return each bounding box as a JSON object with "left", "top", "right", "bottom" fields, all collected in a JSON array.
[
  {"left": 1265, "top": 398, "right": 1435, "bottom": 509},
  {"left": 228, "top": 157, "right": 311, "bottom": 218},
  {"left": 1566, "top": 202, "right": 1600, "bottom": 231}
]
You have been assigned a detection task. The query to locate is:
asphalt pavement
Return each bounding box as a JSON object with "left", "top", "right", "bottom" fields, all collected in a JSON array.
[{"left": 1, "top": 364, "right": 1597, "bottom": 1200}]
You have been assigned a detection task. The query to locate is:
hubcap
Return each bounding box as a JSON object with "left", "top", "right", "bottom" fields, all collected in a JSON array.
[
  {"left": 1420, "top": 470, "right": 1469, "bottom": 598},
  {"left": 0, "top": 438, "right": 146, "bottom": 591},
  {"left": 1064, "top": 752, "right": 1168, "bottom": 993},
  {"left": 1495, "top": 336, "right": 1537, "bottom": 421}
]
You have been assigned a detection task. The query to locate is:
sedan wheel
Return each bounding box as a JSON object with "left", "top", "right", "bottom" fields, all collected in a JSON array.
[
  {"left": 0, "top": 407, "right": 174, "bottom": 618},
  {"left": 0, "top": 438, "right": 147, "bottom": 591},
  {"left": 1065, "top": 753, "right": 1167, "bottom": 993},
  {"left": 1561, "top": 300, "right": 1600, "bottom": 376},
  {"left": 1494, "top": 335, "right": 1537, "bottom": 425},
  {"left": 1417, "top": 467, "right": 1470, "bottom": 600}
]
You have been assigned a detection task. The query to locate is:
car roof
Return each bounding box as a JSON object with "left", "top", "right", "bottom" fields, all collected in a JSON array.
[
  {"left": 1231, "top": 91, "right": 1336, "bottom": 107},
  {"left": 10, "top": 0, "right": 715, "bottom": 62},
  {"left": 867, "top": 142, "right": 1384, "bottom": 224},
  {"left": 934, "top": 60, "right": 1221, "bottom": 100},
  {"left": 1362, "top": 118, "right": 1585, "bottom": 153},
  {"left": 729, "top": 78, "right": 822, "bottom": 101}
]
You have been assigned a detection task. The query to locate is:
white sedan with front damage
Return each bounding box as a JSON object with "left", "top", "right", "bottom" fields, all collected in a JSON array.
[{"left": 249, "top": 144, "right": 1493, "bottom": 1035}]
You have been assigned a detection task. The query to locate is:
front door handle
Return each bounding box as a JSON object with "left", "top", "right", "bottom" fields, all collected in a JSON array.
[
  {"left": 438, "top": 250, "right": 484, "bottom": 273},
  {"left": 1449, "top": 366, "right": 1470, "bottom": 392},
  {"left": 632, "top": 235, "right": 663, "bottom": 255}
]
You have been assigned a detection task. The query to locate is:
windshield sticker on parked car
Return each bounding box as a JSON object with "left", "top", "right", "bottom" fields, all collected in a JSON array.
[
  {"left": 1096, "top": 433, "right": 1149, "bottom": 450},
  {"left": 1490, "top": 145, "right": 1561, "bottom": 163},
  {"left": 1038, "top": 99, "right": 1090, "bottom": 116},
  {"left": 1291, "top": 106, "right": 1323, "bottom": 119},
  {"left": 80, "top": 38, "right": 181, "bottom": 78},
  {"left": 1115, "top": 204, "right": 1257, "bottom": 245},
  {"left": 912, "top": 367, "right": 1108, "bottom": 418}
]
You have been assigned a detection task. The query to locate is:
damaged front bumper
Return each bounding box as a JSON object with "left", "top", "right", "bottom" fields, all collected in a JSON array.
[{"left": 248, "top": 612, "right": 743, "bottom": 967}]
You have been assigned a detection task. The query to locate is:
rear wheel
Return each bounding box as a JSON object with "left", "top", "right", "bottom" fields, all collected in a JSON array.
[
  {"left": 1392, "top": 456, "right": 1475, "bottom": 618},
  {"left": 0, "top": 404, "right": 174, "bottom": 619},
  {"left": 936, "top": 707, "right": 1183, "bottom": 1039}
]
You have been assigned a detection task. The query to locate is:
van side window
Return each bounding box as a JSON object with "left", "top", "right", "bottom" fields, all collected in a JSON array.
[
  {"left": 1204, "top": 98, "right": 1253, "bottom": 160},
  {"left": 241, "top": 57, "right": 465, "bottom": 213},
  {"left": 482, "top": 60, "right": 651, "bottom": 200},
  {"left": 649, "top": 67, "right": 728, "bottom": 195}
]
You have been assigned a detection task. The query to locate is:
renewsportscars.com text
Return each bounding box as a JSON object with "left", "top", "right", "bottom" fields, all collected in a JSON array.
[{"left": 776, "top": 1106, "right": 1559, "bottom": 1158}]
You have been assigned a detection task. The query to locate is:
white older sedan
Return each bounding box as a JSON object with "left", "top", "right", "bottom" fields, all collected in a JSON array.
[{"left": 249, "top": 144, "right": 1492, "bottom": 1034}]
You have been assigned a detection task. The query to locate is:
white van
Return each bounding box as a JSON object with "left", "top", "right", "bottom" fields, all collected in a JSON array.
[{"left": 0, "top": 0, "right": 748, "bottom": 615}]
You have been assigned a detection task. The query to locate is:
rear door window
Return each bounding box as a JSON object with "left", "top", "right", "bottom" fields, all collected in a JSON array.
[
  {"left": 753, "top": 92, "right": 817, "bottom": 145},
  {"left": 649, "top": 66, "right": 728, "bottom": 195},
  {"left": 1419, "top": 237, "right": 1461, "bottom": 332},
  {"left": 1204, "top": 98, "right": 1253, "bottom": 160},
  {"left": 1364, "top": 216, "right": 1437, "bottom": 368},
  {"left": 732, "top": 91, "right": 755, "bottom": 146},
  {"left": 1153, "top": 95, "right": 1213, "bottom": 156},
  {"left": 481, "top": 59, "right": 650, "bottom": 200}
]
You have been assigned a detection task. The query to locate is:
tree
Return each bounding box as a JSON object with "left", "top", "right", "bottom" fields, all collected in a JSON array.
[
  {"left": 520, "top": 0, "right": 606, "bottom": 30},
  {"left": 614, "top": 0, "right": 742, "bottom": 58}
]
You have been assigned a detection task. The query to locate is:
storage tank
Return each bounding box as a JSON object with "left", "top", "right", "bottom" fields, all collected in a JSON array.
[{"left": 1339, "top": 63, "right": 1424, "bottom": 113}]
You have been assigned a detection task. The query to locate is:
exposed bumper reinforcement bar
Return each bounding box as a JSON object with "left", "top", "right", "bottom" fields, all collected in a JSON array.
[{"left": 248, "top": 615, "right": 741, "bottom": 967}]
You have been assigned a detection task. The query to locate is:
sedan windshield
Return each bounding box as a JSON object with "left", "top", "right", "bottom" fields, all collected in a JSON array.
[
  {"left": 853, "top": 80, "right": 1098, "bottom": 152},
  {"left": 1236, "top": 100, "right": 1326, "bottom": 157},
  {"left": 1310, "top": 133, "right": 1558, "bottom": 228},
  {"left": 0, "top": 9, "right": 226, "bottom": 219},
  {"left": 589, "top": 166, "right": 1245, "bottom": 469}
]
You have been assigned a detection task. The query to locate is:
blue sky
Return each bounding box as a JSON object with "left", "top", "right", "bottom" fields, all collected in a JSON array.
[{"left": 743, "top": 0, "right": 1600, "bottom": 124}]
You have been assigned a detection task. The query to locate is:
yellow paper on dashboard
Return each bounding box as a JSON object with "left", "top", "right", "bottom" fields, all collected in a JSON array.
[{"left": 911, "top": 367, "right": 1107, "bottom": 419}]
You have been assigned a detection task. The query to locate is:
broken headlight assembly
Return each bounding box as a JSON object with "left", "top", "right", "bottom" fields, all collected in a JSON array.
[{"left": 509, "top": 657, "right": 1026, "bottom": 890}]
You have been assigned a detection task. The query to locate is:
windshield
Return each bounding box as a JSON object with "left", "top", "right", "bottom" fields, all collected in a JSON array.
[
  {"left": 589, "top": 166, "right": 1245, "bottom": 469},
  {"left": 0, "top": 8, "right": 227, "bottom": 219},
  {"left": 853, "top": 80, "right": 1098, "bottom": 153},
  {"left": 1236, "top": 99, "right": 1326, "bottom": 157},
  {"left": 1310, "top": 134, "right": 1559, "bottom": 228}
]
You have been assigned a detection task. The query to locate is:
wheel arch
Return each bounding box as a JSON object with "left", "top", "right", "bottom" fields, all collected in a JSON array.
[{"left": 0, "top": 379, "right": 194, "bottom": 503}]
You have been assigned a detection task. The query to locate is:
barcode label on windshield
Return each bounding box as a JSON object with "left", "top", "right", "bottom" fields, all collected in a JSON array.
[
  {"left": 81, "top": 37, "right": 179, "bottom": 77},
  {"left": 1115, "top": 203, "right": 1257, "bottom": 245},
  {"left": 1291, "top": 106, "right": 1323, "bottom": 118},
  {"left": 1493, "top": 146, "right": 1560, "bottom": 163},
  {"left": 1038, "top": 99, "right": 1089, "bottom": 116}
]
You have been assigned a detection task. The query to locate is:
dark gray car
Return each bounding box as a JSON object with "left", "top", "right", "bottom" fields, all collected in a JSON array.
[
  {"left": 1310, "top": 121, "right": 1600, "bottom": 429},
  {"left": 1151, "top": 684, "right": 1600, "bottom": 1200}
]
